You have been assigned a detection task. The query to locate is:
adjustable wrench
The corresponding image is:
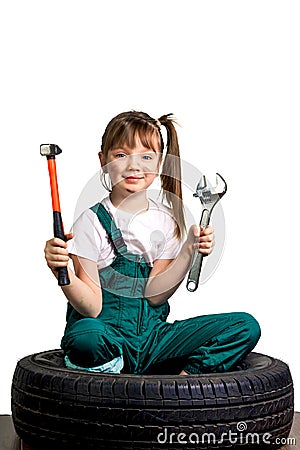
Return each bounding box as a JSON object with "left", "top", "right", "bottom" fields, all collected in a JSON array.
[{"left": 186, "top": 173, "right": 227, "bottom": 292}]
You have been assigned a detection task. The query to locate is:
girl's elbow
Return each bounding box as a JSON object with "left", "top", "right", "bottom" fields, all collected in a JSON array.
[
  {"left": 146, "top": 298, "right": 156, "bottom": 307},
  {"left": 146, "top": 296, "right": 166, "bottom": 307},
  {"left": 88, "top": 306, "right": 102, "bottom": 318}
]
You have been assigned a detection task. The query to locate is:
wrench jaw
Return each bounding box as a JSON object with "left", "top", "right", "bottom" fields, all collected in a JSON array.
[
  {"left": 193, "top": 173, "right": 227, "bottom": 211},
  {"left": 215, "top": 173, "right": 227, "bottom": 198}
]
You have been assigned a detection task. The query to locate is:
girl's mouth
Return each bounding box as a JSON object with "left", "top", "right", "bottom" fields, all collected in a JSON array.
[{"left": 124, "top": 176, "right": 143, "bottom": 182}]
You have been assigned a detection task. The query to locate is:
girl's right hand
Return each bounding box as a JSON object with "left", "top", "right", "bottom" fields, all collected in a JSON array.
[{"left": 44, "top": 233, "right": 73, "bottom": 272}]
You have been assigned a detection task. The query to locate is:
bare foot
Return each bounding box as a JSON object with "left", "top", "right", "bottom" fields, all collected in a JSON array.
[{"left": 179, "top": 370, "right": 189, "bottom": 375}]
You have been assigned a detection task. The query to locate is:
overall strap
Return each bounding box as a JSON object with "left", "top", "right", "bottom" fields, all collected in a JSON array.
[{"left": 90, "top": 203, "right": 127, "bottom": 255}]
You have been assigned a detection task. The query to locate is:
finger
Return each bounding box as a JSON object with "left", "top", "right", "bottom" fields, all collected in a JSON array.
[
  {"left": 65, "top": 232, "right": 74, "bottom": 241},
  {"left": 45, "top": 249, "right": 69, "bottom": 261},
  {"left": 51, "top": 254, "right": 69, "bottom": 263},
  {"left": 193, "top": 244, "right": 211, "bottom": 255},
  {"left": 200, "top": 249, "right": 211, "bottom": 255},
  {"left": 45, "top": 245, "right": 69, "bottom": 258},
  {"left": 194, "top": 240, "right": 215, "bottom": 254},
  {"left": 192, "top": 225, "right": 201, "bottom": 237},
  {"left": 46, "top": 237, "right": 68, "bottom": 248},
  {"left": 45, "top": 253, "right": 69, "bottom": 269},
  {"left": 201, "top": 225, "right": 214, "bottom": 236},
  {"left": 193, "top": 232, "right": 214, "bottom": 243},
  {"left": 50, "top": 241, "right": 69, "bottom": 252},
  {"left": 194, "top": 241, "right": 213, "bottom": 250},
  {"left": 49, "top": 260, "right": 69, "bottom": 269},
  {"left": 199, "top": 233, "right": 214, "bottom": 242},
  {"left": 187, "top": 225, "right": 200, "bottom": 245},
  {"left": 44, "top": 245, "right": 69, "bottom": 265},
  {"left": 52, "top": 248, "right": 69, "bottom": 257}
]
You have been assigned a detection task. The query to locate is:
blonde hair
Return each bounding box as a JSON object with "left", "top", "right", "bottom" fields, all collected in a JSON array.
[{"left": 100, "top": 111, "right": 186, "bottom": 240}]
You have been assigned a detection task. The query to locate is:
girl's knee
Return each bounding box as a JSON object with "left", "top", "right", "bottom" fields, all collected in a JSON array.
[
  {"left": 237, "top": 312, "right": 261, "bottom": 348},
  {"left": 62, "top": 319, "right": 122, "bottom": 367},
  {"left": 65, "top": 329, "right": 105, "bottom": 367}
]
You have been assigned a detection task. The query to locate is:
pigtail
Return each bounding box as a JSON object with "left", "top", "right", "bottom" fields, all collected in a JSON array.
[{"left": 158, "top": 114, "right": 186, "bottom": 240}]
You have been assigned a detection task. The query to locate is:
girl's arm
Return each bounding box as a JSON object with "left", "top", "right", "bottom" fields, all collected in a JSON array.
[
  {"left": 44, "top": 237, "right": 102, "bottom": 318},
  {"left": 144, "top": 225, "right": 214, "bottom": 305}
]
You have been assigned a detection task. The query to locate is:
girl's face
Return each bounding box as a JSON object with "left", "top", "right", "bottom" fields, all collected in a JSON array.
[{"left": 99, "top": 139, "right": 161, "bottom": 195}]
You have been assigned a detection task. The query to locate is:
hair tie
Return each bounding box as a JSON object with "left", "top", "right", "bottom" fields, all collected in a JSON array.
[{"left": 155, "top": 119, "right": 161, "bottom": 128}]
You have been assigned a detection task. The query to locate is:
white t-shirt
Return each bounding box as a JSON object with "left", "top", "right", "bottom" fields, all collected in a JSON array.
[{"left": 68, "top": 196, "right": 182, "bottom": 269}]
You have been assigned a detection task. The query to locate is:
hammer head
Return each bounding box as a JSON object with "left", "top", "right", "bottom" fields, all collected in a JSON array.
[{"left": 40, "top": 144, "right": 62, "bottom": 158}]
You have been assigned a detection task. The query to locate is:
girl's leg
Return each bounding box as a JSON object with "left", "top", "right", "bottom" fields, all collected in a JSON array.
[
  {"left": 142, "top": 312, "right": 261, "bottom": 374},
  {"left": 61, "top": 318, "right": 124, "bottom": 370}
]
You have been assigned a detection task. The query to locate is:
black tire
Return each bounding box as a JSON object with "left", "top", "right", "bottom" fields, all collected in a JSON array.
[{"left": 11, "top": 350, "right": 293, "bottom": 450}]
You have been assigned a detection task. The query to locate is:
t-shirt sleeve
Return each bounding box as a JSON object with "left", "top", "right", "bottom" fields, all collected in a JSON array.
[{"left": 67, "top": 209, "right": 101, "bottom": 262}]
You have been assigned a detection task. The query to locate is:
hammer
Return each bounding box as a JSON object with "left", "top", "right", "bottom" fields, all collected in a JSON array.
[{"left": 40, "top": 144, "right": 70, "bottom": 286}]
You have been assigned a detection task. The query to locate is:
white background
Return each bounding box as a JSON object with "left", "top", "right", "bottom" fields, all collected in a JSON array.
[{"left": 0, "top": 0, "right": 299, "bottom": 413}]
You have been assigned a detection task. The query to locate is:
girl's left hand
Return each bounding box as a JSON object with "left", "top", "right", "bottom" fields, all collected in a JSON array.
[{"left": 187, "top": 225, "right": 215, "bottom": 256}]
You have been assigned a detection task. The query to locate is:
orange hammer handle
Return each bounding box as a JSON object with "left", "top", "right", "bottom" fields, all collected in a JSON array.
[{"left": 47, "top": 158, "right": 61, "bottom": 213}]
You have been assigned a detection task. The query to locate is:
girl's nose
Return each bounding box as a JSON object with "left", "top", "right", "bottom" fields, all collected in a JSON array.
[{"left": 127, "top": 154, "right": 141, "bottom": 170}]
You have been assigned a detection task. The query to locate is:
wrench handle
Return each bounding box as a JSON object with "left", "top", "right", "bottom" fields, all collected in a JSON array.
[{"left": 186, "top": 209, "right": 210, "bottom": 292}]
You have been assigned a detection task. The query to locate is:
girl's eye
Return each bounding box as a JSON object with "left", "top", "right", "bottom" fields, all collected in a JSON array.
[
  {"left": 115, "top": 153, "right": 126, "bottom": 158},
  {"left": 142, "top": 154, "right": 153, "bottom": 160}
]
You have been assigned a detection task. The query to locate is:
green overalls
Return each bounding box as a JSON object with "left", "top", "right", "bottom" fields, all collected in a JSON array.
[{"left": 61, "top": 203, "right": 261, "bottom": 374}]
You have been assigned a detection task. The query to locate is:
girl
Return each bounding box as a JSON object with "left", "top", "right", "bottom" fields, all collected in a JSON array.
[{"left": 44, "top": 111, "right": 260, "bottom": 375}]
